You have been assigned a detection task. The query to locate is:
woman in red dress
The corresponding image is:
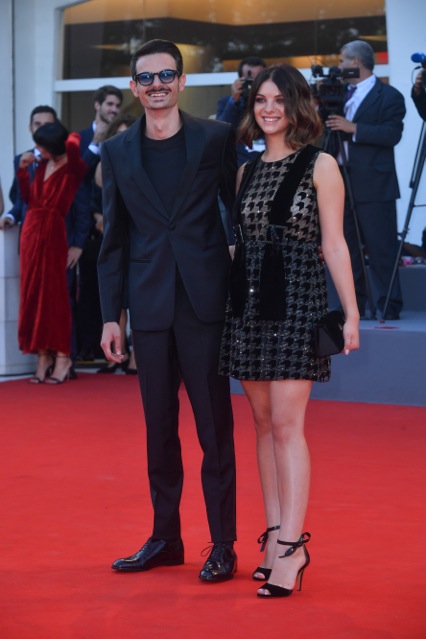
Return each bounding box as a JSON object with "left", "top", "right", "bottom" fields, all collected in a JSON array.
[{"left": 18, "top": 121, "right": 87, "bottom": 384}]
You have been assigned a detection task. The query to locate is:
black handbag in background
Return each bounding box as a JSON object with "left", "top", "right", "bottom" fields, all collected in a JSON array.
[{"left": 313, "top": 310, "right": 345, "bottom": 356}]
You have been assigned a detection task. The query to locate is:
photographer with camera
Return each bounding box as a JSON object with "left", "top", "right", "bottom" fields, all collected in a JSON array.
[
  {"left": 325, "top": 40, "right": 406, "bottom": 320},
  {"left": 216, "top": 56, "right": 266, "bottom": 165},
  {"left": 412, "top": 68, "right": 426, "bottom": 120}
]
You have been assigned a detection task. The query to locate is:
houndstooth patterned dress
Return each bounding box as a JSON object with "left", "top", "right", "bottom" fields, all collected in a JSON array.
[{"left": 219, "top": 147, "right": 331, "bottom": 382}]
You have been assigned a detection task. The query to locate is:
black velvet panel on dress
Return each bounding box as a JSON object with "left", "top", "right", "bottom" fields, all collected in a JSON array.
[{"left": 219, "top": 147, "right": 331, "bottom": 382}]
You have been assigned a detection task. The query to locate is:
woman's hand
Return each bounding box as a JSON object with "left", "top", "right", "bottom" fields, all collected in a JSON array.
[{"left": 342, "top": 316, "right": 360, "bottom": 355}]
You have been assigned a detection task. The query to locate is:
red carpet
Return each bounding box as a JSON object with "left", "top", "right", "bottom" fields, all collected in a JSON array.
[{"left": 1, "top": 374, "right": 425, "bottom": 638}]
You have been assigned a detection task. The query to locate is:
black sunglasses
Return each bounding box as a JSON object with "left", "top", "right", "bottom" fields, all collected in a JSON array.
[{"left": 134, "top": 69, "right": 180, "bottom": 86}]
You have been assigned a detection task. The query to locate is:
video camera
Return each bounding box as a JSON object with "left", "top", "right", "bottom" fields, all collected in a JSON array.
[
  {"left": 241, "top": 70, "right": 254, "bottom": 103},
  {"left": 310, "top": 65, "right": 360, "bottom": 119},
  {"left": 411, "top": 52, "right": 426, "bottom": 89}
]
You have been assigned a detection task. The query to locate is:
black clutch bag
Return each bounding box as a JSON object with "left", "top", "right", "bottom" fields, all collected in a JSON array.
[{"left": 314, "top": 311, "right": 345, "bottom": 356}]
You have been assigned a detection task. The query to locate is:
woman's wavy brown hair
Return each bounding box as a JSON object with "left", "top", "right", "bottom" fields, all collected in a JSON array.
[{"left": 238, "top": 63, "right": 323, "bottom": 150}]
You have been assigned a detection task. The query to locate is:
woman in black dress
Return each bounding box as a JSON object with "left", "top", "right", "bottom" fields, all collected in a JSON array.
[{"left": 219, "top": 64, "right": 359, "bottom": 598}]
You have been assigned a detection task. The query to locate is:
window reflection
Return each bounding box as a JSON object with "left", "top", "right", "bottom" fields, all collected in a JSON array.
[{"left": 62, "top": 0, "right": 387, "bottom": 80}]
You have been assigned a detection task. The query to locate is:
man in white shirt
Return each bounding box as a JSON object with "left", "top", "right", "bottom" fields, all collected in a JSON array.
[{"left": 326, "top": 40, "right": 406, "bottom": 320}]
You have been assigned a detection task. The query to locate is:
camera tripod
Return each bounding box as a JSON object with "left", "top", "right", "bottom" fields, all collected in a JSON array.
[
  {"left": 382, "top": 121, "right": 426, "bottom": 320},
  {"left": 320, "top": 126, "right": 377, "bottom": 319}
]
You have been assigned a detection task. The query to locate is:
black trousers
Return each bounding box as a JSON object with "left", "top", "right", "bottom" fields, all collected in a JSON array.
[
  {"left": 76, "top": 234, "right": 103, "bottom": 356},
  {"left": 132, "top": 278, "right": 236, "bottom": 543}
]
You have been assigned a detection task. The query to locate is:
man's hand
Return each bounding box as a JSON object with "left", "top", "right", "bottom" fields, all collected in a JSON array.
[
  {"left": 100, "top": 322, "right": 125, "bottom": 363},
  {"left": 67, "top": 246, "right": 83, "bottom": 268},
  {"left": 92, "top": 120, "right": 108, "bottom": 144},
  {"left": 0, "top": 214, "right": 15, "bottom": 230},
  {"left": 93, "top": 212, "right": 104, "bottom": 234},
  {"left": 325, "top": 114, "right": 357, "bottom": 135},
  {"left": 231, "top": 77, "right": 245, "bottom": 104},
  {"left": 19, "top": 152, "right": 36, "bottom": 169},
  {"left": 413, "top": 70, "right": 425, "bottom": 96}
]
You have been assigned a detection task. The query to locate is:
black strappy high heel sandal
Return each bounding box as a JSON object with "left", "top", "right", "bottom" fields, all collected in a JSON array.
[
  {"left": 257, "top": 532, "right": 311, "bottom": 598},
  {"left": 29, "top": 351, "right": 54, "bottom": 384},
  {"left": 252, "top": 525, "right": 280, "bottom": 581},
  {"left": 45, "top": 355, "right": 74, "bottom": 385}
]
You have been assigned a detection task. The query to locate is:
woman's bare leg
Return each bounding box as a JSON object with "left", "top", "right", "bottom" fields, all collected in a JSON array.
[{"left": 257, "top": 379, "right": 312, "bottom": 593}]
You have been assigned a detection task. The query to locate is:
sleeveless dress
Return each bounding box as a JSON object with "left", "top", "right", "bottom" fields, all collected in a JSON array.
[
  {"left": 219, "top": 146, "right": 331, "bottom": 382},
  {"left": 18, "top": 133, "right": 87, "bottom": 354}
]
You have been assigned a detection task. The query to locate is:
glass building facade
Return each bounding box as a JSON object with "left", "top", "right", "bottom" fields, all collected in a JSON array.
[{"left": 60, "top": 0, "right": 388, "bottom": 128}]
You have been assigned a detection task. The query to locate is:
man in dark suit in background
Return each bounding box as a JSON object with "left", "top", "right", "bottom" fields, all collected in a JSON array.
[
  {"left": 216, "top": 55, "right": 266, "bottom": 166},
  {"left": 78, "top": 85, "right": 123, "bottom": 154},
  {"left": 75, "top": 85, "right": 123, "bottom": 361},
  {"left": 0, "top": 105, "right": 57, "bottom": 230},
  {"left": 326, "top": 40, "right": 406, "bottom": 320},
  {"left": 0, "top": 104, "right": 94, "bottom": 265},
  {"left": 98, "top": 39, "right": 237, "bottom": 582}
]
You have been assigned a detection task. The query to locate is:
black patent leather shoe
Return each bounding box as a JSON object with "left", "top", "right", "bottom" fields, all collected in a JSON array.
[
  {"left": 199, "top": 543, "right": 237, "bottom": 582},
  {"left": 112, "top": 537, "right": 184, "bottom": 572}
]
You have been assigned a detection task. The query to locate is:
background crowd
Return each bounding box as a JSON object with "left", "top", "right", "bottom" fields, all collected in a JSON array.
[
  {"left": 0, "top": 36, "right": 424, "bottom": 597},
  {"left": 0, "top": 39, "right": 424, "bottom": 381}
]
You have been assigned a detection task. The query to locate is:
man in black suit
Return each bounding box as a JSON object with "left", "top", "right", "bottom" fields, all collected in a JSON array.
[
  {"left": 75, "top": 85, "right": 123, "bottom": 361},
  {"left": 98, "top": 39, "right": 237, "bottom": 582},
  {"left": 326, "top": 40, "right": 406, "bottom": 320}
]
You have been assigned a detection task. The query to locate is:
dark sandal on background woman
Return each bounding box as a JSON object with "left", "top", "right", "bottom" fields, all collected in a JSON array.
[
  {"left": 252, "top": 525, "right": 280, "bottom": 581},
  {"left": 29, "top": 351, "right": 54, "bottom": 384},
  {"left": 45, "top": 355, "right": 74, "bottom": 385},
  {"left": 257, "top": 532, "right": 311, "bottom": 598}
]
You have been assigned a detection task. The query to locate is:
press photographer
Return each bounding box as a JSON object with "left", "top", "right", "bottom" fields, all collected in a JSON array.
[
  {"left": 411, "top": 52, "right": 426, "bottom": 120},
  {"left": 216, "top": 55, "right": 266, "bottom": 165},
  {"left": 311, "top": 64, "right": 360, "bottom": 121},
  {"left": 324, "top": 40, "right": 406, "bottom": 321}
]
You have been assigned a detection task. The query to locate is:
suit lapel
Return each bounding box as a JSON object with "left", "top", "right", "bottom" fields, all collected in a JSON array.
[
  {"left": 353, "top": 78, "right": 381, "bottom": 122},
  {"left": 124, "top": 116, "right": 169, "bottom": 219},
  {"left": 170, "top": 112, "right": 205, "bottom": 220}
]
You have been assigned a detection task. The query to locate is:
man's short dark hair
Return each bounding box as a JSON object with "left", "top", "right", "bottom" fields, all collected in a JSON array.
[
  {"left": 33, "top": 121, "right": 68, "bottom": 156},
  {"left": 93, "top": 85, "right": 123, "bottom": 106},
  {"left": 29, "top": 105, "right": 57, "bottom": 126},
  {"left": 130, "top": 39, "right": 184, "bottom": 78},
  {"left": 237, "top": 56, "right": 266, "bottom": 78}
]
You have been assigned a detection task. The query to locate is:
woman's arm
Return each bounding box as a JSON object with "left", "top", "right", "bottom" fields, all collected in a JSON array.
[
  {"left": 66, "top": 132, "right": 87, "bottom": 181},
  {"left": 314, "top": 152, "right": 360, "bottom": 354}
]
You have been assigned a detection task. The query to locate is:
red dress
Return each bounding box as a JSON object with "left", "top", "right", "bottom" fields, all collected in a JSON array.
[{"left": 18, "top": 133, "right": 87, "bottom": 354}]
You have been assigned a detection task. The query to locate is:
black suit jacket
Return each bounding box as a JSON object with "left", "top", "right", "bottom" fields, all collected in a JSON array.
[
  {"left": 347, "top": 78, "right": 406, "bottom": 203},
  {"left": 98, "top": 111, "right": 237, "bottom": 331},
  {"left": 7, "top": 152, "right": 36, "bottom": 224}
]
